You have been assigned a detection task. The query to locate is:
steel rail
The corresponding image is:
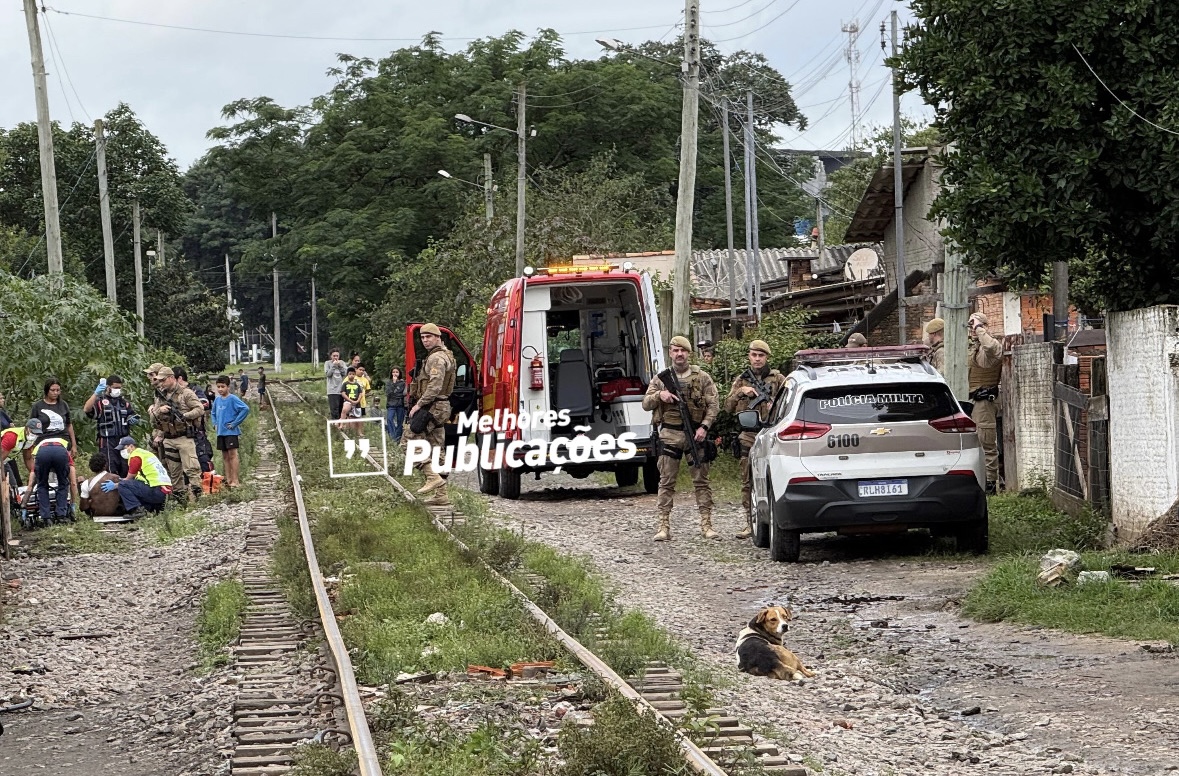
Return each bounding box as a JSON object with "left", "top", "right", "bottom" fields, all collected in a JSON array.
[
  {"left": 273, "top": 381, "right": 727, "bottom": 776},
  {"left": 267, "top": 397, "right": 383, "bottom": 775}
]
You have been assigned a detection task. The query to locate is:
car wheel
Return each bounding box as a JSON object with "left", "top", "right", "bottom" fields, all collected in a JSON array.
[
  {"left": 642, "top": 459, "right": 659, "bottom": 494},
  {"left": 768, "top": 496, "right": 801, "bottom": 563},
  {"left": 498, "top": 467, "right": 521, "bottom": 500},
  {"left": 476, "top": 453, "right": 499, "bottom": 496},
  {"left": 752, "top": 501, "right": 770, "bottom": 549},
  {"left": 615, "top": 465, "right": 640, "bottom": 488},
  {"left": 956, "top": 508, "right": 989, "bottom": 555}
]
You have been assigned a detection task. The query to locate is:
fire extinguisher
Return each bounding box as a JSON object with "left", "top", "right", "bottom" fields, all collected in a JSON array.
[{"left": 529, "top": 354, "right": 544, "bottom": 390}]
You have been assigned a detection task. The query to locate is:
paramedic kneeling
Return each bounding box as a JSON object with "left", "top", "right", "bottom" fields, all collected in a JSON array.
[{"left": 101, "top": 436, "right": 173, "bottom": 519}]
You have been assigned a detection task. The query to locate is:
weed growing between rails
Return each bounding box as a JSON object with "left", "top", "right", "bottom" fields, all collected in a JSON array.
[{"left": 196, "top": 579, "right": 248, "bottom": 672}]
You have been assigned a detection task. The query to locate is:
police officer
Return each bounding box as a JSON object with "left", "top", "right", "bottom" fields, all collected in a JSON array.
[
  {"left": 846, "top": 333, "right": 868, "bottom": 348},
  {"left": 642, "top": 336, "right": 719, "bottom": 542},
  {"left": 724, "top": 339, "right": 786, "bottom": 539},
  {"left": 406, "top": 323, "right": 456, "bottom": 506},
  {"left": 967, "top": 313, "right": 1003, "bottom": 493},
  {"left": 101, "top": 436, "right": 173, "bottom": 518},
  {"left": 923, "top": 318, "right": 945, "bottom": 374},
  {"left": 149, "top": 366, "right": 205, "bottom": 503},
  {"left": 83, "top": 373, "right": 138, "bottom": 477}
]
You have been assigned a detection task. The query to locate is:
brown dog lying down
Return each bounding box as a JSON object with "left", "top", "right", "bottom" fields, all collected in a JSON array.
[{"left": 735, "top": 605, "right": 816, "bottom": 680}]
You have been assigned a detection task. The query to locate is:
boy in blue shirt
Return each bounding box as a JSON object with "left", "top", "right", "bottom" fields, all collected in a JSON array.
[{"left": 212, "top": 374, "right": 250, "bottom": 487}]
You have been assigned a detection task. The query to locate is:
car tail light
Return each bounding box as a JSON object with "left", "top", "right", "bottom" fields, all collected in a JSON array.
[
  {"left": 788, "top": 476, "right": 818, "bottom": 485},
  {"left": 948, "top": 469, "right": 976, "bottom": 476},
  {"left": 929, "top": 412, "right": 976, "bottom": 433},
  {"left": 777, "top": 420, "right": 831, "bottom": 441}
]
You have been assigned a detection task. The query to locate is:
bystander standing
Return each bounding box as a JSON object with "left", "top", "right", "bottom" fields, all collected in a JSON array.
[
  {"left": 238, "top": 369, "right": 250, "bottom": 397},
  {"left": 83, "top": 373, "right": 138, "bottom": 477},
  {"left": 325, "top": 348, "right": 347, "bottom": 420},
  {"left": 212, "top": 375, "right": 250, "bottom": 488},
  {"left": 385, "top": 367, "right": 406, "bottom": 441}
]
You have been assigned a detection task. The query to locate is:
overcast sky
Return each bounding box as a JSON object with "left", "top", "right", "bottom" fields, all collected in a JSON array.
[{"left": 2, "top": 0, "right": 930, "bottom": 171}]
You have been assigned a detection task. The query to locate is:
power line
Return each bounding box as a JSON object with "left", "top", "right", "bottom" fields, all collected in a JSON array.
[
  {"left": 1071, "top": 43, "right": 1179, "bottom": 136},
  {"left": 708, "top": 0, "right": 803, "bottom": 44},
  {"left": 43, "top": 11, "right": 91, "bottom": 122},
  {"left": 703, "top": 0, "right": 760, "bottom": 14},
  {"left": 19, "top": 145, "right": 99, "bottom": 276},
  {"left": 703, "top": 0, "right": 783, "bottom": 29}
]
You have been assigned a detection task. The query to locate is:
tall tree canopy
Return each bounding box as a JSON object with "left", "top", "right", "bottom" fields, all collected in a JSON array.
[
  {"left": 186, "top": 31, "right": 814, "bottom": 353},
  {"left": 899, "top": 0, "right": 1179, "bottom": 312}
]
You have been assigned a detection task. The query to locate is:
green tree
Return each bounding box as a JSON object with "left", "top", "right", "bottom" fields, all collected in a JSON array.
[
  {"left": 899, "top": 0, "right": 1179, "bottom": 311},
  {"left": 142, "top": 261, "right": 236, "bottom": 373}
]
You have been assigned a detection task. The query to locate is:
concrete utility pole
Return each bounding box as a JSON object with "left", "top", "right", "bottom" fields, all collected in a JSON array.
[
  {"left": 889, "top": 10, "right": 907, "bottom": 344},
  {"left": 671, "top": 0, "right": 701, "bottom": 339},
  {"left": 133, "top": 200, "right": 144, "bottom": 348},
  {"left": 815, "top": 158, "right": 826, "bottom": 257},
  {"left": 940, "top": 142, "right": 968, "bottom": 398},
  {"left": 225, "top": 253, "right": 236, "bottom": 366},
  {"left": 483, "top": 153, "right": 495, "bottom": 225},
  {"left": 310, "top": 266, "right": 319, "bottom": 368},
  {"left": 746, "top": 91, "right": 762, "bottom": 323},
  {"left": 23, "top": 0, "right": 64, "bottom": 281},
  {"left": 721, "top": 98, "right": 737, "bottom": 322},
  {"left": 272, "top": 212, "right": 282, "bottom": 372},
  {"left": 157, "top": 229, "right": 165, "bottom": 265},
  {"left": 1052, "top": 261, "right": 1069, "bottom": 340},
  {"left": 743, "top": 110, "right": 753, "bottom": 318},
  {"left": 94, "top": 119, "right": 117, "bottom": 302},
  {"left": 515, "top": 84, "right": 527, "bottom": 277}
]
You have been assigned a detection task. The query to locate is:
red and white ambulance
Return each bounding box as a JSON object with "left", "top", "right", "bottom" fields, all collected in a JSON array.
[{"left": 406, "top": 260, "right": 666, "bottom": 499}]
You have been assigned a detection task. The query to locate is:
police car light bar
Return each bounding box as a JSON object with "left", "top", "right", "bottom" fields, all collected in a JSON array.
[{"left": 794, "top": 344, "right": 930, "bottom": 365}]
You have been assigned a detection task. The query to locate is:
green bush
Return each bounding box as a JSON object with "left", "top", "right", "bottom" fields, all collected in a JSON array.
[
  {"left": 988, "top": 489, "right": 1109, "bottom": 555},
  {"left": 557, "top": 696, "right": 687, "bottom": 776}
]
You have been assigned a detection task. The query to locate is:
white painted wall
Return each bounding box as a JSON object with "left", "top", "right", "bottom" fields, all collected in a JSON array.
[
  {"left": 1010, "top": 342, "right": 1055, "bottom": 490},
  {"left": 1107, "top": 306, "right": 1179, "bottom": 544}
]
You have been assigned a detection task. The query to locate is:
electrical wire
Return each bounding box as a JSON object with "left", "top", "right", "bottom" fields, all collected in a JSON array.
[
  {"left": 43, "top": 11, "right": 91, "bottom": 122},
  {"left": 708, "top": 0, "right": 804, "bottom": 44},
  {"left": 18, "top": 145, "right": 99, "bottom": 276},
  {"left": 703, "top": 0, "right": 784, "bottom": 29},
  {"left": 1071, "top": 43, "right": 1179, "bottom": 136},
  {"left": 703, "top": 0, "right": 761, "bottom": 15},
  {"left": 42, "top": 18, "right": 76, "bottom": 125}
]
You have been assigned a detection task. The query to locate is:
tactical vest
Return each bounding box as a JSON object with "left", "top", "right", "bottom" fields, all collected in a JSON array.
[
  {"left": 968, "top": 342, "right": 1003, "bottom": 391},
  {"left": 130, "top": 448, "right": 172, "bottom": 488},
  {"left": 426, "top": 346, "right": 457, "bottom": 399},
  {"left": 94, "top": 395, "right": 133, "bottom": 438},
  {"left": 733, "top": 369, "right": 785, "bottom": 421},
  {"left": 654, "top": 367, "right": 709, "bottom": 428}
]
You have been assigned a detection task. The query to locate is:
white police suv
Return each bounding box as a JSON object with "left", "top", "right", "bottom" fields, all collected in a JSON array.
[{"left": 740, "top": 345, "right": 987, "bottom": 562}]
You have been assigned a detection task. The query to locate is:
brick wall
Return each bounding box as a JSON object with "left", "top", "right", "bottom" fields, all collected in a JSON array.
[
  {"left": 867, "top": 279, "right": 936, "bottom": 345},
  {"left": 975, "top": 292, "right": 1006, "bottom": 332},
  {"left": 1107, "top": 306, "right": 1179, "bottom": 544},
  {"left": 789, "top": 260, "right": 814, "bottom": 290}
]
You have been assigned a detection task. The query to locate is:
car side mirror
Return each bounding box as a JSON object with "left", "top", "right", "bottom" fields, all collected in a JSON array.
[{"left": 737, "top": 410, "right": 762, "bottom": 431}]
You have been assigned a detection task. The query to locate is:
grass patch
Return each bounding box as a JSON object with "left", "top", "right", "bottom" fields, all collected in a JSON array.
[
  {"left": 136, "top": 502, "right": 208, "bottom": 544},
  {"left": 962, "top": 552, "right": 1179, "bottom": 643},
  {"left": 988, "top": 489, "right": 1108, "bottom": 555},
  {"left": 24, "top": 518, "right": 124, "bottom": 557},
  {"left": 556, "top": 696, "right": 687, "bottom": 776},
  {"left": 196, "top": 579, "right": 248, "bottom": 671},
  {"left": 290, "top": 744, "right": 356, "bottom": 776}
]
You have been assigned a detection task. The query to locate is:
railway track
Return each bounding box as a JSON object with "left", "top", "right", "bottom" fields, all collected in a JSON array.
[{"left": 267, "top": 380, "right": 810, "bottom": 775}]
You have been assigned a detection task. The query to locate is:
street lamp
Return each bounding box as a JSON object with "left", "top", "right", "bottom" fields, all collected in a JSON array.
[
  {"left": 438, "top": 168, "right": 498, "bottom": 224},
  {"left": 455, "top": 101, "right": 534, "bottom": 276}
]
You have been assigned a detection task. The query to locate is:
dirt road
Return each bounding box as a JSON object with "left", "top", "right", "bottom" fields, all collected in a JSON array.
[{"left": 479, "top": 473, "right": 1179, "bottom": 776}]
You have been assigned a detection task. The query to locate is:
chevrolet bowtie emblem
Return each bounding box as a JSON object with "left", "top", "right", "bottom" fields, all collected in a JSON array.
[{"left": 870, "top": 428, "right": 891, "bottom": 435}]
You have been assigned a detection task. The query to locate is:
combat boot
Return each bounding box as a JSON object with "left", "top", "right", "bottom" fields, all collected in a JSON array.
[
  {"left": 653, "top": 514, "right": 671, "bottom": 542},
  {"left": 735, "top": 512, "right": 753, "bottom": 540},
  {"left": 416, "top": 471, "right": 445, "bottom": 495},
  {"left": 423, "top": 487, "right": 451, "bottom": 507},
  {"left": 699, "top": 511, "right": 720, "bottom": 540}
]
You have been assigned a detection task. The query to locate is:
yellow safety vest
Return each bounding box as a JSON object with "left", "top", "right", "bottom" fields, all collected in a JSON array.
[
  {"left": 130, "top": 448, "right": 172, "bottom": 488},
  {"left": 3, "top": 427, "right": 34, "bottom": 455},
  {"left": 31, "top": 437, "right": 68, "bottom": 457}
]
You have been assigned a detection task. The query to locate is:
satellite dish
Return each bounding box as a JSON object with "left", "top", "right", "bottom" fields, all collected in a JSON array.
[{"left": 844, "top": 248, "right": 880, "bottom": 281}]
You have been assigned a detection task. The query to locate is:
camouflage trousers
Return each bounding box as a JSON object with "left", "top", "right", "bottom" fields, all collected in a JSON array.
[
  {"left": 972, "top": 398, "right": 999, "bottom": 486},
  {"left": 655, "top": 429, "right": 713, "bottom": 516},
  {"left": 404, "top": 401, "right": 449, "bottom": 476}
]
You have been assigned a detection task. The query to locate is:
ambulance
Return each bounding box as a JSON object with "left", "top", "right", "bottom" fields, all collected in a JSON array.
[{"left": 405, "top": 260, "right": 666, "bottom": 499}]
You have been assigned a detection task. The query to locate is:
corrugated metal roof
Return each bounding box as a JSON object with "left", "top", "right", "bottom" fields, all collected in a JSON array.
[
  {"left": 692, "top": 244, "right": 882, "bottom": 302},
  {"left": 844, "top": 153, "right": 930, "bottom": 243}
]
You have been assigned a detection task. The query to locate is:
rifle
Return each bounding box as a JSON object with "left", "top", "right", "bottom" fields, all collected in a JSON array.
[
  {"left": 659, "top": 369, "right": 705, "bottom": 468},
  {"left": 741, "top": 368, "right": 772, "bottom": 412}
]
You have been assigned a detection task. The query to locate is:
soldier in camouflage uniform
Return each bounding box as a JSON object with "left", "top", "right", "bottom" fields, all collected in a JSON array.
[
  {"left": 724, "top": 339, "right": 787, "bottom": 540},
  {"left": 924, "top": 317, "right": 945, "bottom": 374},
  {"left": 406, "top": 323, "right": 456, "bottom": 506},
  {"left": 967, "top": 313, "right": 1003, "bottom": 493},
  {"left": 642, "top": 335, "right": 719, "bottom": 542}
]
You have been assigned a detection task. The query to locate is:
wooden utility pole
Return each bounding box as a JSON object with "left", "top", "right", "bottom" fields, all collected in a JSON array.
[
  {"left": 272, "top": 212, "right": 282, "bottom": 372},
  {"left": 746, "top": 91, "right": 762, "bottom": 322},
  {"left": 483, "top": 153, "right": 495, "bottom": 225},
  {"left": 721, "top": 98, "right": 737, "bottom": 322},
  {"left": 94, "top": 119, "right": 117, "bottom": 302},
  {"left": 310, "top": 266, "right": 320, "bottom": 368},
  {"left": 889, "top": 10, "right": 907, "bottom": 344},
  {"left": 671, "top": 0, "right": 701, "bottom": 339},
  {"left": 133, "top": 200, "right": 144, "bottom": 349},
  {"left": 23, "top": 0, "right": 63, "bottom": 281},
  {"left": 515, "top": 84, "right": 527, "bottom": 277}
]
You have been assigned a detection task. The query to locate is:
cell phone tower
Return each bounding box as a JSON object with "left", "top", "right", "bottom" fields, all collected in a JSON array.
[{"left": 841, "top": 20, "right": 862, "bottom": 150}]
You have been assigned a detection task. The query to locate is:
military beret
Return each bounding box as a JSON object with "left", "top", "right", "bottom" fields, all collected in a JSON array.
[
  {"left": 847, "top": 333, "right": 867, "bottom": 347},
  {"left": 748, "top": 339, "right": 771, "bottom": 355},
  {"left": 669, "top": 335, "right": 692, "bottom": 351},
  {"left": 420, "top": 323, "right": 442, "bottom": 336},
  {"left": 924, "top": 318, "right": 945, "bottom": 335}
]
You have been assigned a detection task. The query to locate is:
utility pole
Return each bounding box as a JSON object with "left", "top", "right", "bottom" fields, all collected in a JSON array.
[
  {"left": 515, "top": 84, "right": 527, "bottom": 277},
  {"left": 721, "top": 98, "right": 737, "bottom": 322},
  {"left": 23, "top": 0, "right": 63, "bottom": 281},
  {"left": 1052, "top": 261, "right": 1069, "bottom": 341},
  {"left": 133, "top": 200, "right": 144, "bottom": 348},
  {"left": 746, "top": 91, "right": 762, "bottom": 322},
  {"left": 815, "top": 158, "right": 826, "bottom": 257},
  {"left": 311, "top": 266, "right": 320, "bottom": 368},
  {"left": 671, "top": 0, "right": 701, "bottom": 339},
  {"left": 272, "top": 212, "right": 282, "bottom": 372},
  {"left": 889, "top": 10, "right": 907, "bottom": 345},
  {"left": 842, "top": 20, "right": 863, "bottom": 150},
  {"left": 743, "top": 111, "right": 753, "bottom": 318},
  {"left": 94, "top": 119, "right": 117, "bottom": 302},
  {"left": 226, "top": 253, "right": 236, "bottom": 366},
  {"left": 939, "top": 142, "right": 968, "bottom": 398},
  {"left": 483, "top": 153, "right": 495, "bottom": 225},
  {"left": 157, "top": 230, "right": 165, "bottom": 265}
]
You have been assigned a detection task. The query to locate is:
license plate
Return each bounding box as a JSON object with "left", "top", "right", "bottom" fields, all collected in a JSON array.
[{"left": 858, "top": 479, "right": 908, "bottom": 498}]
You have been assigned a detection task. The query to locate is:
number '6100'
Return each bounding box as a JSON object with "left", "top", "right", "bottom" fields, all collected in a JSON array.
[{"left": 827, "top": 433, "right": 860, "bottom": 448}]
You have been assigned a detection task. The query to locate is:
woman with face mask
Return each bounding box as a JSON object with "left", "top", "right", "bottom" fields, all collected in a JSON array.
[{"left": 83, "top": 373, "right": 140, "bottom": 478}]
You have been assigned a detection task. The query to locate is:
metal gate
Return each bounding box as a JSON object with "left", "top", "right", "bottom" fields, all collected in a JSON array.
[{"left": 1053, "top": 358, "right": 1110, "bottom": 513}]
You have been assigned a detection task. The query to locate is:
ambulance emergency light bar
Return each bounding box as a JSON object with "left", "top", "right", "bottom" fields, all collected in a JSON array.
[
  {"left": 793, "top": 344, "right": 930, "bottom": 366},
  {"left": 522, "top": 261, "right": 640, "bottom": 277}
]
